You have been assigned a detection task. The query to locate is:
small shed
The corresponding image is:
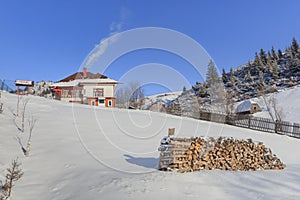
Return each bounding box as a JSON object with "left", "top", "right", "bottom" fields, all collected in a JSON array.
[{"left": 236, "top": 100, "right": 262, "bottom": 114}]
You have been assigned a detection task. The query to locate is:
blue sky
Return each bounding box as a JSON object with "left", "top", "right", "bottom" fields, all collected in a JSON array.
[{"left": 1, "top": 0, "right": 300, "bottom": 94}]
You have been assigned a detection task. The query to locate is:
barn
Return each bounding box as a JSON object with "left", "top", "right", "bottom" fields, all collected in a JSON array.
[{"left": 236, "top": 100, "right": 262, "bottom": 114}]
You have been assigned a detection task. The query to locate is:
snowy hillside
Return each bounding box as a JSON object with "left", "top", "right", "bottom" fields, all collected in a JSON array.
[
  {"left": 141, "top": 91, "right": 181, "bottom": 111},
  {"left": 249, "top": 85, "right": 300, "bottom": 122},
  {"left": 1, "top": 92, "right": 300, "bottom": 199}
]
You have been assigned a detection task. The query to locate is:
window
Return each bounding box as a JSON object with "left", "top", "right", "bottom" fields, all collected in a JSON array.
[
  {"left": 99, "top": 99, "right": 105, "bottom": 104},
  {"left": 93, "top": 88, "right": 104, "bottom": 97},
  {"left": 62, "top": 88, "right": 72, "bottom": 98}
]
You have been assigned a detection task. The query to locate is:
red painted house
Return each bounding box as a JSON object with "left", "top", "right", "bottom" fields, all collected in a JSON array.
[{"left": 50, "top": 68, "right": 118, "bottom": 107}]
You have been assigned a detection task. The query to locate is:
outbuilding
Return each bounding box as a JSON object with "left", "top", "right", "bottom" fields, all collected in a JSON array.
[{"left": 236, "top": 100, "right": 262, "bottom": 114}]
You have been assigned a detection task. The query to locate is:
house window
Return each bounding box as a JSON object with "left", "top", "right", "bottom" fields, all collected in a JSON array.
[
  {"left": 93, "top": 88, "right": 104, "bottom": 97},
  {"left": 99, "top": 99, "right": 105, "bottom": 104},
  {"left": 62, "top": 88, "right": 72, "bottom": 98}
]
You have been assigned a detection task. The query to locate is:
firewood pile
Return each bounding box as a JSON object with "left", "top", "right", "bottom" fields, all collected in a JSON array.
[{"left": 158, "top": 136, "right": 286, "bottom": 172}]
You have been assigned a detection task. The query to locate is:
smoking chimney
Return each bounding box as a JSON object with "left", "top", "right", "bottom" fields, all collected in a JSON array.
[{"left": 83, "top": 67, "right": 87, "bottom": 78}]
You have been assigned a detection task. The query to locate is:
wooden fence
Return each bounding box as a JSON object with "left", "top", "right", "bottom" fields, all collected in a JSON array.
[{"left": 195, "top": 111, "right": 300, "bottom": 139}]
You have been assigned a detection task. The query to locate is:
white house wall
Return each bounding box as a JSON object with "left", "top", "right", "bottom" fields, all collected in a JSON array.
[{"left": 83, "top": 84, "right": 116, "bottom": 98}]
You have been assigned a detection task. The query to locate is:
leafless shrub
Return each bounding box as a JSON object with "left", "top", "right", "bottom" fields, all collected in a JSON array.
[
  {"left": 16, "top": 94, "right": 21, "bottom": 117},
  {"left": 0, "top": 103, "right": 3, "bottom": 114},
  {"left": 21, "top": 98, "right": 30, "bottom": 132},
  {"left": 0, "top": 91, "right": 3, "bottom": 114},
  {"left": 26, "top": 116, "right": 37, "bottom": 156},
  {"left": 0, "top": 158, "right": 23, "bottom": 199},
  {"left": 261, "top": 91, "right": 283, "bottom": 122},
  {"left": 115, "top": 82, "right": 145, "bottom": 109}
]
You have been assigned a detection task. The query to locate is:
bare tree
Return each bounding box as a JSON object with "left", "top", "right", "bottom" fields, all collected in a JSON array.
[
  {"left": 16, "top": 94, "right": 21, "bottom": 117},
  {"left": 0, "top": 103, "right": 3, "bottom": 114},
  {"left": 0, "top": 91, "right": 3, "bottom": 114},
  {"left": 0, "top": 158, "right": 23, "bottom": 199},
  {"left": 21, "top": 98, "right": 30, "bottom": 132},
  {"left": 115, "top": 87, "right": 126, "bottom": 108},
  {"left": 260, "top": 90, "right": 283, "bottom": 122},
  {"left": 225, "top": 90, "right": 235, "bottom": 116},
  {"left": 115, "top": 82, "right": 145, "bottom": 109},
  {"left": 26, "top": 116, "right": 37, "bottom": 156}
]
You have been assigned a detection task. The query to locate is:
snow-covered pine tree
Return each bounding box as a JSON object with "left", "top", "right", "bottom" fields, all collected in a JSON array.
[
  {"left": 278, "top": 49, "right": 283, "bottom": 59},
  {"left": 271, "top": 46, "right": 278, "bottom": 61},
  {"left": 260, "top": 48, "right": 268, "bottom": 65},
  {"left": 206, "top": 60, "right": 225, "bottom": 102},
  {"left": 271, "top": 61, "right": 279, "bottom": 80},
  {"left": 258, "top": 70, "right": 265, "bottom": 90},
  {"left": 222, "top": 68, "right": 228, "bottom": 84},
  {"left": 206, "top": 60, "right": 220, "bottom": 87},
  {"left": 291, "top": 37, "right": 300, "bottom": 57},
  {"left": 253, "top": 52, "right": 264, "bottom": 74}
]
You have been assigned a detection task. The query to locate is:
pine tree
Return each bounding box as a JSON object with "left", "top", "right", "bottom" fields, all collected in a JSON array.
[
  {"left": 247, "top": 61, "right": 252, "bottom": 68},
  {"left": 258, "top": 70, "right": 265, "bottom": 90},
  {"left": 290, "top": 37, "right": 300, "bottom": 67},
  {"left": 260, "top": 48, "right": 268, "bottom": 65},
  {"left": 245, "top": 70, "right": 253, "bottom": 82},
  {"left": 206, "top": 60, "right": 224, "bottom": 101},
  {"left": 291, "top": 37, "right": 300, "bottom": 56},
  {"left": 206, "top": 60, "right": 220, "bottom": 87},
  {"left": 271, "top": 46, "right": 278, "bottom": 60},
  {"left": 272, "top": 61, "right": 279, "bottom": 80},
  {"left": 278, "top": 49, "right": 283, "bottom": 59},
  {"left": 266, "top": 62, "right": 273, "bottom": 73},
  {"left": 253, "top": 52, "right": 263, "bottom": 74},
  {"left": 222, "top": 68, "right": 228, "bottom": 83}
]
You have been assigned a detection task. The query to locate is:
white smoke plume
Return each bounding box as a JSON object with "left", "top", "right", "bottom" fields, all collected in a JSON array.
[
  {"left": 85, "top": 35, "right": 117, "bottom": 67},
  {"left": 84, "top": 7, "right": 130, "bottom": 68}
]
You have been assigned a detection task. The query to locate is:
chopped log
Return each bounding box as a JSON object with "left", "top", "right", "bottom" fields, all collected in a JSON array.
[{"left": 158, "top": 136, "right": 285, "bottom": 172}]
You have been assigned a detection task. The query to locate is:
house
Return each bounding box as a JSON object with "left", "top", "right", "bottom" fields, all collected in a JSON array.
[
  {"left": 50, "top": 68, "right": 118, "bottom": 107},
  {"left": 236, "top": 100, "right": 262, "bottom": 114}
]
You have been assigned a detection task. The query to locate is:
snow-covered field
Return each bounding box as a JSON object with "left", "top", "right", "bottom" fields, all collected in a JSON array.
[
  {"left": 1, "top": 91, "right": 300, "bottom": 200},
  {"left": 253, "top": 85, "right": 300, "bottom": 123}
]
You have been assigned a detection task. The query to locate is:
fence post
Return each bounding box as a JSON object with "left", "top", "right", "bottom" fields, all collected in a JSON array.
[
  {"left": 248, "top": 115, "right": 251, "bottom": 128},
  {"left": 168, "top": 128, "right": 175, "bottom": 136},
  {"left": 1, "top": 80, "right": 4, "bottom": 90}
]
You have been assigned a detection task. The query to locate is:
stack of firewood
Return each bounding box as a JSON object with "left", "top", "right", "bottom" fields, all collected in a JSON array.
[{"left": 158, "top": 136, "right": 286, "bottom": 172}]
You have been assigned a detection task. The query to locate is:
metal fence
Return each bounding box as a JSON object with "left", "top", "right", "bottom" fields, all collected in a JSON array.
[
  {"left": 0, "top": 79, "right": 15, "bottom": 92},
  {"left": 197, "top": 111, "right": 300, "bottom": 139}
]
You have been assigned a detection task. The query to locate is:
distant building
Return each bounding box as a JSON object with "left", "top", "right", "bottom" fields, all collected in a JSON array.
[
  {"left": 50, "top": 68, "right": 118, "bottom": 107},
  {"left": 236, "top": 100, "right": 262, "bottom": 114}
]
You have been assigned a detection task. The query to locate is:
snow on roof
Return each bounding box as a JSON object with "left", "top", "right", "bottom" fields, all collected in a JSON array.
[
  {"left": 50, "top": 80, "right": 80, "bottom": 87},
  {"left": 50, "top": 78, "right": 118, "bottom": 87},
  {"left": 236, "top": 100, "right": 259, "bottom": 113},
  {"left": 78, "top": 78, "right": 118, "bottom": 84}
]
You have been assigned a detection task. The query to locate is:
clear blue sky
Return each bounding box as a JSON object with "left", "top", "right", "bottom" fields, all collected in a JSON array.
[{"left": 1, "top": 0, "right": 300, "bottom": 93}]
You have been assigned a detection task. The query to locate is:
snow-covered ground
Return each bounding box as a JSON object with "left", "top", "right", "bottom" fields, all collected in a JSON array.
[
  {"left": 1, "top": 91, "right": 300, "bottom": 200},
  {"left": 251, "top": 85, "right": 300, "bottom": 122}
]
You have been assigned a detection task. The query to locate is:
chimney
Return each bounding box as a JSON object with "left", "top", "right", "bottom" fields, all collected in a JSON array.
[{"left": 83, "top": 67, "right": 87, "bottom": 78}]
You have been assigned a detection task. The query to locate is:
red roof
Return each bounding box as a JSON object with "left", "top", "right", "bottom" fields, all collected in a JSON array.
[{"left": 59, "top": 72, "right": 108, "bottom": 82}]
